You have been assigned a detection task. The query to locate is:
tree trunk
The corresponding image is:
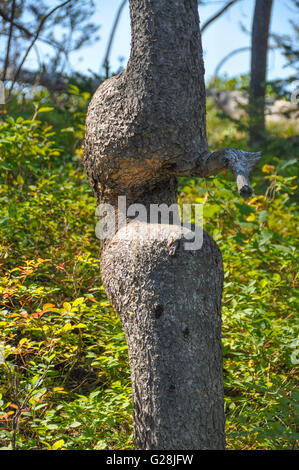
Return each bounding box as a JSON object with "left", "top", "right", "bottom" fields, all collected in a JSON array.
[
  {"left": 249, "top": 0, "right": 274, "bottom": 147},
  {"left": 84, "top": 0, "right": 260, "bottom": 450},
  {"left": 101, "top": 222, "right": 225, "bottom": 450}
]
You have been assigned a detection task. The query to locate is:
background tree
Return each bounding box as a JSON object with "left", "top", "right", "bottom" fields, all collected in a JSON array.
[
  {"left": 249, "top": 0, "right": 274, "bottom": 147},
  {"left": 84, "top": 0, "right": 260, "bottom": 450}
]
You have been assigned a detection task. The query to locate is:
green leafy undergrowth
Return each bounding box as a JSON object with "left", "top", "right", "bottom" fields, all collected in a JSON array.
[
  {"left": 0, "top": 111, "right": 132, "bottom": 450},
  {"left": 179, "top": 159, "right": 298, "bottom": 449},
  {"left": 0, "top": 93, "right": 298, "bottom": 449}
]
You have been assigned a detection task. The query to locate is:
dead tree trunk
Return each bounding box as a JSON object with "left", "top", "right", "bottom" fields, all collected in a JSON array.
[
  {"left": 249, "top": 0, "right": 274, "bottom": 147},
  {"left": 84, "top": 0, "right": 260, "bottom": 450}
]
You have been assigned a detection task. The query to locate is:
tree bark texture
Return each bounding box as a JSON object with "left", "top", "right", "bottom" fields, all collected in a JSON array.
[
  {"left": 84, "top": 0, "right": 260, "bottom": 450},
  {"left": 249, "top": 0, "right": 274, "bottom": 147},
  {"left": 101, "top": 222, "right": 225, "bottom": 450},
  {"left": 84, "top": 0, "right": 209, "bottom": 207}
]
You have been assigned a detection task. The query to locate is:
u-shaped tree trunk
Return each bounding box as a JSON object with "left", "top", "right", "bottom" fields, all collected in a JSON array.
[{"left": 84, "top": 0, "right": 260, "bottom": 450}]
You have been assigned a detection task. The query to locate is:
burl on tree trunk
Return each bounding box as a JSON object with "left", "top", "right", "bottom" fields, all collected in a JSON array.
[{"left": 84, "top": 0, "right": 260, "bottom": 450}]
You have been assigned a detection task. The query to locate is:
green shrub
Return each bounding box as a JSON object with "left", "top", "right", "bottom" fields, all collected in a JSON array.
[{"left": 0, "top": 84, "right": 298, "bottom": 449}]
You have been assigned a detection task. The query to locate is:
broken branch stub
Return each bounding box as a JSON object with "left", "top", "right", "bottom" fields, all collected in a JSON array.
[{"left": 200, "top": 148, "right": 262, "bottom": 198}]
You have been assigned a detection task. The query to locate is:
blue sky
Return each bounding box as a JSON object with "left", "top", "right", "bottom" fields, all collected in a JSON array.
[{"left": 27, "top": 0, "right": 298, "bottom": 81}]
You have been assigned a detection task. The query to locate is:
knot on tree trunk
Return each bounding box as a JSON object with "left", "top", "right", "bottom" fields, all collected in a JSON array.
[{"left": 84, "top": 70, "right": 260, "bottom": 204}]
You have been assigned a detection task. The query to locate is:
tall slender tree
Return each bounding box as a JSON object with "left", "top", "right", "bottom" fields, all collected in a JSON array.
[
  {"left": 249, "top": 0, "right": 274, "bottom": 147},
  {"left": 84, "top": 0, "right": 260, "bottom": 450}
]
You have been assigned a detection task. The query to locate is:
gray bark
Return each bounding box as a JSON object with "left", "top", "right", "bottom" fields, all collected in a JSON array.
[
  {"left": 101, "top": 222, "right": 225, "bottom": 450},
  {"left": 84, "top": 1, "right": 259, "bottom": 203},
  {"left": 249, "top": 0, "right": 274, "bottom": 147},
  {"left": 84, "top": 0, "right": 208, "bottom": 206},
  {"left": 84, "top": 0, "right": 260, "bottom": 450}
]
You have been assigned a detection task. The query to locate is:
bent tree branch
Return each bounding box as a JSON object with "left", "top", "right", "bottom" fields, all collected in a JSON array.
[
  {"left": 102, "top": 0, "right": 128, "bottom": 78},
  {"left": 0, "top": 6, "right": 31, "bottom": 38},
  {"left": 8, "top": 0, "right": 72, "bottom": 98},
  {"left": 201, "top": 0, "right": 239, "bottom": 34}
]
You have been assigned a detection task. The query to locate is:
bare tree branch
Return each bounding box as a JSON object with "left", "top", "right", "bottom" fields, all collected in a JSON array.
[
  {"left": 200, "top": 148, "right": 261, "bottom": 198},
  {"left": 201, "top": 0, "right": 239, "bottom": 34},
  {"left": 210, "top": 44, "right": 275, "bottom": 87},
  {"left": 211, "top": 46, "right": 250, "bottom": 85},
  {"left": 0, "top": 10, "right": 70, "bottom": 58},
  {"left": 167, "top": 146, "right": 261, "bottom": 198},
  {"left": 8, "top": 0, "right": 72, "bottom": 98},
  {"left": 102, "top": 0, "right": 127, "bottom": 78},
  {"left": 0, "top": 6, "right": 31, "bottom": 37}
]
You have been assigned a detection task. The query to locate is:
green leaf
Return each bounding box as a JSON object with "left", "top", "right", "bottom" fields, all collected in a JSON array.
[
  {"left": 52, "top": 440, "right": 65, "bottom": 450},
  {"left": 37, "top": 107, "right": 54, "bottom": 113}
]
